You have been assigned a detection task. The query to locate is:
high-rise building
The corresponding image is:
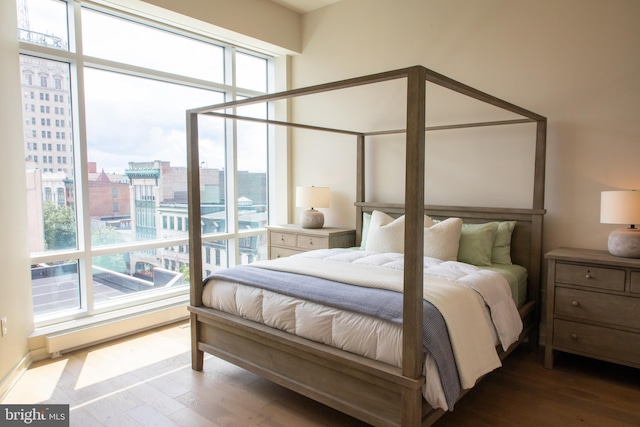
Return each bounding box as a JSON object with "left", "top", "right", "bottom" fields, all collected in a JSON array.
[{"left": 20, "top": 55, "right": 74, "bottom": 201}]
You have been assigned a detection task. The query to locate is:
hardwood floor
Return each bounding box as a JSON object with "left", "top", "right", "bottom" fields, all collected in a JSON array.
[{"left": 3, "top": 321, "right": 640, "bottom": 426}]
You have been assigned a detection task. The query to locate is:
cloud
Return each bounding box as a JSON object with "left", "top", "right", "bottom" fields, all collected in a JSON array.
[{"left": 84, "top": 68, "right": 224, "bottom": 173}]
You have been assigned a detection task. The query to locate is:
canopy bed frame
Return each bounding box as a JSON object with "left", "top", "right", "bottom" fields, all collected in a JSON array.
[{"left": 186, "top": 66, "right": 546, "bottom": 426}]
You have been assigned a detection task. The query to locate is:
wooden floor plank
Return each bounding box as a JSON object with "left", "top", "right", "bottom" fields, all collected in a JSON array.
[{"left": 3, "top": 321, "right": 640, "bottom": 426}]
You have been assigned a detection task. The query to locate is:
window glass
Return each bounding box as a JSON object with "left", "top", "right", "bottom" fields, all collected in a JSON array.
[
  {"left": 202, "top": 241, "right": 229, "bottom": 274},
  {"left": 197, "top": 114, "right": 227, "bottom": 234},
  {"left": 82, "top": 9, "right": 224, "bottom": 83},
  {"left": 236, "top": 101, "right": 268, "bottom": 263},
  {"left": 32, "top": 261, "right": 80, "bottom": 316},
  {"left": 21, "top": 55, "right": 76, "bottom": 253},
  {"left": 92, "top": 245, "right": 189, "bottom": 307},
  {"left": 236, "top": 52, "right": 267, "bottom": 92},
  {"left": 17, "top": 0, "right": 69, "bottom": 51},
  {"left": 84, "top": 68, "right": 225, "bottom": 246}
]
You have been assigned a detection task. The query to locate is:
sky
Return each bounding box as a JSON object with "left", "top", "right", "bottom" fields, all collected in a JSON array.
[{"left": 21, "top": 0, "right": 269, "bottom": 174}]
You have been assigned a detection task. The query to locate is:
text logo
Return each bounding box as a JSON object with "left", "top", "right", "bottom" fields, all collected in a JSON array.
[{"left": 0, "top": 405, "right": 69, "bottom": 427}]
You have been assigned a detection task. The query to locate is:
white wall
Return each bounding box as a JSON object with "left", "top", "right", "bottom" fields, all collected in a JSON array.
[
  {"left": 290, "top": 0, "right": 640, "bottom": 256},
  {"left": 0, "top": 0, "right": 35, "bottom": 396},
  {"left": 99, "top": 0, "right": 302, "bottom": 55}
]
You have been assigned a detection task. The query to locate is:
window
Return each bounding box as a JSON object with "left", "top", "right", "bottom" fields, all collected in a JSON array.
[{"left": 18, "top": 0, "right": 273, "bottom": 326}]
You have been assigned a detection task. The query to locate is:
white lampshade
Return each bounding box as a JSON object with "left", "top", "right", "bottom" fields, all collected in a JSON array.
[
  {"left": 600, "top": 190, "right": 640, "bottom": 225},
  {"left": 601, "top": 190, "right": 640, "bottom": 258},
  {"left": 296, "top": 186, "right": 330, "bottom": 209},
  {"left": 296, "top": 186, "right": 330, "bottom": 229}
]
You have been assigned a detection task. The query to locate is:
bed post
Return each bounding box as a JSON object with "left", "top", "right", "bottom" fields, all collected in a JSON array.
[
  {"left": 355, "top": 133, "right": 365, "bottom": 246},
  {"left": 529, "top": 118, "right": 547, "bottom": 346},
  {"left": 187, "top": 109, "right": 204, "bottom": 371},
  {"left": 402, "top": 66, "right": 427, "bottom": 427}
]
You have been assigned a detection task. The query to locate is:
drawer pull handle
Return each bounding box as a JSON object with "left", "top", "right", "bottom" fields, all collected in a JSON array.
[
  {"left": 571, "top": 300, "right": 580, "bottom": 307},
  {"left": 280, "top": 237, "right": 285, "bottom": 241},
  {"left": 570, "top": 333, "right": 578, "bottom": 340},
  {"left": 309, "top": 240, "right": 313, "bottom": 245},
  {"left": 585, "top": 274, "right": 591, "bottom": 279}
]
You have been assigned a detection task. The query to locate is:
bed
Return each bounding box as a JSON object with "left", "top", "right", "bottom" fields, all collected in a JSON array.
[{"left": 186, "top": 66, "right": 547, "bottom": 426}]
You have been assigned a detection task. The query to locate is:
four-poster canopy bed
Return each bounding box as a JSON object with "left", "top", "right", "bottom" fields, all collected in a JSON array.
[{"left": 186, "top": 66, "right": 546, "bottom": 426}]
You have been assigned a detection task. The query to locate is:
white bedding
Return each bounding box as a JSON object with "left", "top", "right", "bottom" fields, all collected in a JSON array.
[{"left": 202, "top": 248, "right": 523, "bottom": 411}]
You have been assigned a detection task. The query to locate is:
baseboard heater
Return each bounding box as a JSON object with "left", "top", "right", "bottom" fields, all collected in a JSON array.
[{"left": 44, "top": 305, "right": 188, "bottom": 356}]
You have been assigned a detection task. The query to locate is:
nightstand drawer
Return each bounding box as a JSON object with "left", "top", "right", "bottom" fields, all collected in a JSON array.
[
  {"left": 631, "top": 271, "right": 640, "bottom": 294},
  {"left": 556, "top": 262, "right": 625, "bottom": 291},
  {"left": 271, "top": 246, "right": 303, "bottom": 259},
  {"left": 555, "top": 287, "right": 640, "bottom": 329},
  {"left": 296, "top": 235, "right": 328, "bottom": 250},
  {"left": 270, "top": 232, "right": 297, "bottom": 248},
  {"left": 267, "top": 225, "right": 355, "bottom": 260},
  {"left": 554, "top": 319, "right": 640, "bottom": 365}
]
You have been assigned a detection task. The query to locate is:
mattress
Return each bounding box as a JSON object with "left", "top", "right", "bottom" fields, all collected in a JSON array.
[{"left": 201, "top": 248, "right": 524, "bottom": 411}]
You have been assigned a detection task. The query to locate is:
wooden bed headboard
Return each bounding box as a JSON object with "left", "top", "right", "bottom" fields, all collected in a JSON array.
[{"left": 355, "top": 202, "right": 545, "bottom": 309}]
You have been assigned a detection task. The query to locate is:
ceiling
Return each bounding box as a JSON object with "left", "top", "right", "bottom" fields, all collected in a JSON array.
[{"left": 269, "top": 0, "right": 341, "bottom": 13}]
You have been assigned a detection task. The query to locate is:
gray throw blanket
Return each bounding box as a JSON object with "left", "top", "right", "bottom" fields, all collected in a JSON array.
[{"left": 207, "top": 265, "right": 461, "bottom": 409}]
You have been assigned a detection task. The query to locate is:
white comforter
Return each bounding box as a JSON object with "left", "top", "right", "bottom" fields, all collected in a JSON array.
[{"left": 203, "top": 248, "right": 523, "bottom": 410}]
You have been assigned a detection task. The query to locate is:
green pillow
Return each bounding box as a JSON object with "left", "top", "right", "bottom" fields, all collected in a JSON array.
[
  {"left": 491, "top": 221, "right": 516, "bottom": 264},
  {"left": 457, "top": 222, "right": 499, "bottom": 266}
]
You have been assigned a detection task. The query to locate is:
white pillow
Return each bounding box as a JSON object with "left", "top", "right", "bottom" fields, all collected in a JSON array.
[
  {"left": 365, "top": 210, "right": 434, "bottom": 254},
  {"left": 365, "top": 211, "right": 405, "bottom": 254},
  {"left": 423, "top": 217, "right": 463, "bottom": 261}
]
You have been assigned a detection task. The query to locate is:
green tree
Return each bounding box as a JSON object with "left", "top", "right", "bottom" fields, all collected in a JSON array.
[
  {"left": 43, "top": 202, "right": 77, "bottom": 250},
  {"left": 179, "top": 264, "right": 190, "bottom": 284}
]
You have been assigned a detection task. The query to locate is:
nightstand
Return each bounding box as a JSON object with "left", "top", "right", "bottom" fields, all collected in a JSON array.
[
  {"left": 545, "top": 247, "right": 640, "bottom": 369},
  {"left": 267, "top": 225, "right": 356, "bottom": 259}
]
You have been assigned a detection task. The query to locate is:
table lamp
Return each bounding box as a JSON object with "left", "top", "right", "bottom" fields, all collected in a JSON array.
[
  {"left": 600, "top": 190, "right": 640, "bottom": 258},
  {"left": 296, "top": 186, "right": 330, "bottom": 229}
]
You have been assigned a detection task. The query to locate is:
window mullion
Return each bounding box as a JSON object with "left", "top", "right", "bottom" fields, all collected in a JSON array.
[{"left": 70, "top": 0, "right": 93, "bottom": 315}]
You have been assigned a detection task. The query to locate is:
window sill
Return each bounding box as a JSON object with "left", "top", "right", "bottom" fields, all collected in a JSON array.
[{"left": 29, "top": 294, "right": 189, "bottom": 359}]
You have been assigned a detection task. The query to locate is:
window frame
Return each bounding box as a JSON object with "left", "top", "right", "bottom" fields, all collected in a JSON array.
[{"left": 20, "top": 0, "right": 277, "bottom": 328}]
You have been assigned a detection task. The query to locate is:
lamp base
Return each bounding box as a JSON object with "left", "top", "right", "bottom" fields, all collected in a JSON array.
[
  {"left": 300, "top": 209, "right": 324, "bottom": 229},
  {"left": 608, "top": 227, "right": 640, "bottom": 258}
]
